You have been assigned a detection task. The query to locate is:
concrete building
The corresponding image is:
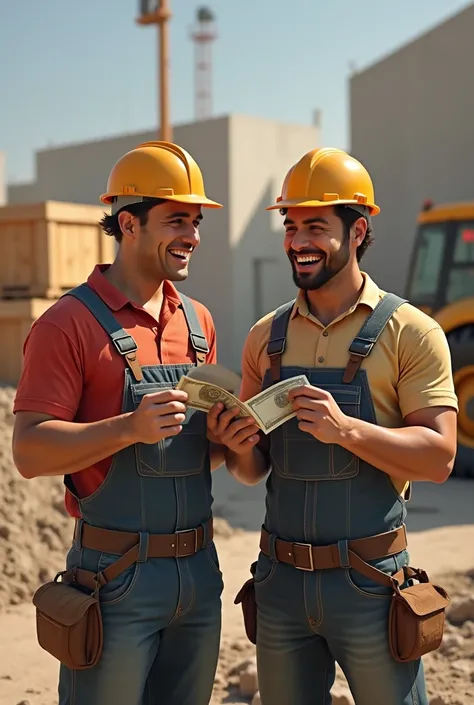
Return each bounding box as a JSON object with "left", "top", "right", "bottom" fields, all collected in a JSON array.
[
  {"left": 0, "top": 153, "right": 5, "bottom": 207},
  {"left": 7, "top": 115, "right": 319, "bottom": 370},
  {"left": 350, "top": 2, "right": 474, "bottom": 295}
]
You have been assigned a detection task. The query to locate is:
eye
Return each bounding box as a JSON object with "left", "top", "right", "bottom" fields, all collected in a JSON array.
[{"left": 169, "top": 219, "right": 183, "bottom": 228}]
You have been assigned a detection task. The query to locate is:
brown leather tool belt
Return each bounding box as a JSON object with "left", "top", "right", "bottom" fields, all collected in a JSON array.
[
  {"left": 235, "top": 524, "right": 450, "bottom": 663},
  {"left": 259, "top": 524, "right": 408, "bottom": 587},
  {"left": 32, "top": 518, "right": 214, "bottom": 671},
  {"left": 63, "top": 517, "right": 214, "bottom": 592}
]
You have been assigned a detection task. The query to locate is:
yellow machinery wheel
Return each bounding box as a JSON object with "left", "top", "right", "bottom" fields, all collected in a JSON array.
[
  {"left": 447, "top": 333, "right": 474, "bottom": 479},
  {"left": 453, "top": 365, "right": 474, "bottom": 449}
]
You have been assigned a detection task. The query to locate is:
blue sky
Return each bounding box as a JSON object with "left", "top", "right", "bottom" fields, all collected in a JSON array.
[{"left": 1, "top": 0, "right": 471, "bottom": 183}]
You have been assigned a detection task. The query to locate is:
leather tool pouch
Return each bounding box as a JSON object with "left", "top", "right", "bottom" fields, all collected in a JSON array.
[
  {"left": 32, "top": 574, "right": 103, "bottom": 670},
  {"left": 388, "top": 568, "right": 450, "bottom": 663},
  {"left": 234, "top": 562, "right": 257, "bottom": 645}
]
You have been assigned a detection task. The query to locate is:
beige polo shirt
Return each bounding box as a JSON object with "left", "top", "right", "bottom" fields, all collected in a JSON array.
[{"left": 239, "top": 272, "right": 458, "bottom": 495}]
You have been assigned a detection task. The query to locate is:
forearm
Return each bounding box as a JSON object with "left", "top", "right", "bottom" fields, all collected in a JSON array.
[
  {"left": 210, "top": 442, "right": 226, "bottom": 471},
  {"left": 13, "top": 414, "right": 135, "bottom": 479},
  {"left": 339, "top": 417, "right": 454, "bottom": 483},
  {"left": 224, "top": 444, "right": 271, "bottom": 486}
]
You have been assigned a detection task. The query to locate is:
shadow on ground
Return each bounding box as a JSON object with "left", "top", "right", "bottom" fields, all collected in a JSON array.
[{"left": 211, "top": 468, "right": 473, "bottom": 534}]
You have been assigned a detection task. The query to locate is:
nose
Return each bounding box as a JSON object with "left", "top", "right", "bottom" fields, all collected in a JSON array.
[
  {"left": 290, "top": 231, "right": 314, "bottom": 251},
  {"left": 182, "top": 226, "right": 200, "bottom": 247}
]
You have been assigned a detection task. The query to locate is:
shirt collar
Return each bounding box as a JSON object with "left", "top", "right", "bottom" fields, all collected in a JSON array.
[
  {"left": 291, "top": 272, "right": 382, "bottom": 321},
  {"left": 86, "top": 264, "right": 182, "bottom": 312}
]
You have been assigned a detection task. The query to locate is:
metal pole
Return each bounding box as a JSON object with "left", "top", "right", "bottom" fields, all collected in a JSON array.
[{"left": 158, "top": 0, "right": 172, "bottom": 142}]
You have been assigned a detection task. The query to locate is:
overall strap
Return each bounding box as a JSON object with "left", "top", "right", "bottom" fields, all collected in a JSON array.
[
  {"left": 343, "top": 293, "right": 407, "bottom": 384},
  {"left": 179, "top": 293, "right": 209, "bottom": 366},
  {"left": 266, "top": 300, "right": 296, "bottom": 382},
  {"left": 64, "top": 284, "right": 143, "bottom": 382}
]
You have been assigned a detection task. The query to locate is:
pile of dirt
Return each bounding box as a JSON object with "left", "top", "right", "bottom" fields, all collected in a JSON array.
[
  {"left": 422, "top": 569, "right": 474, "bottom": 705},
  {"left": 0, "top": 386, "right": 72, "bottom": 610},
  {"left": 213, "top": 569, "right": 474, "bottom": 705},
  {"left": 0, "top": 386, "right": 237, "bottom": 611}
]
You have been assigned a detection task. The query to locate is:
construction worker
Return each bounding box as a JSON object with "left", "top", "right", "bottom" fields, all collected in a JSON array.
[
  {"left": 12, "top": 141, "right": 225, "bottom": 705},
  {"left": 208, "top": 148, "right": 458, "bottom": 705}
]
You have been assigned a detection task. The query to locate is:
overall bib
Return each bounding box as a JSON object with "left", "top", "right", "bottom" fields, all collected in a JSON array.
[
  {"left": 254, "top": 294, "right": 428, "bottom": 705},
  {"left": 57, "top": 284, "right": 224, "bottom": 705}
]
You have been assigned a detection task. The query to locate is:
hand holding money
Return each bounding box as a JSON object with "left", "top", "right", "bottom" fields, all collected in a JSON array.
[
  {"left": 288, "top": 384, "right": 351, "bottom": 444},
  {"left": 207, "top": 404, "right": 261, "bottom": 456}
]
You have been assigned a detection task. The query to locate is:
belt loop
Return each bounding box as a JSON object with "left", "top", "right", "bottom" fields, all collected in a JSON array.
[
  {"left": 201, "top": 521, "right": 210, "bottom": 548},
  {"left": 268, "top": 533, "right": 278, "bottom": 563},
  {"left": 137, "top": 532, "right": 149, "bottom": 563},
  {"left": 337, "top": 539, "right": 351, "bottom": 569},
  {"left": 73, "top": 518, "right": 84, "bottom": 550}
]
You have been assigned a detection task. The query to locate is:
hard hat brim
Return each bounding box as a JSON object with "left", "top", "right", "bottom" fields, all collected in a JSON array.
[
  {"left": 265, "top": 198, "right": 380, "bottom": 216},
  {"left": 100, "top": 192, "right": 223, "bottom": 209}
]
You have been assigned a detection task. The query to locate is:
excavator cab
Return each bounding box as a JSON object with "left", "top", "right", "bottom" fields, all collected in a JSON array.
[{"left": 406, "top": 200, "right": 474, "bottom": 478}]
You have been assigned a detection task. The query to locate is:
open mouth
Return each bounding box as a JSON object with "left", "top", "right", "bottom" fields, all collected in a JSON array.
[
  {"left": 293, "top": 253, "right": 324, "bottom": 270},
  {"left": 168, "top": 248, "right": 192, "bottom": 264}
]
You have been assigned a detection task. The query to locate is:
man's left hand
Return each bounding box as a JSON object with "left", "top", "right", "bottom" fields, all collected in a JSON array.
[{"left": 288, "top": 385, "right": 351, "bottom": 444}]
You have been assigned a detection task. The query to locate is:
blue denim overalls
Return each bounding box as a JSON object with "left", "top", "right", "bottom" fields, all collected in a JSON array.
[
  {"left": 253, "top": 293, "right": 428, "bottom": 705},
  {"left": 57, "top": 284, "right": 224, "bottom": 705}
]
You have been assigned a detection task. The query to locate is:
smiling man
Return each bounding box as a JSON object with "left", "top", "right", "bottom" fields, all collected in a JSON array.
[
  {"left": 12, "top": 141, "right": 225, "bottom": 705},
  {"left": 208, "top": 148, "right": 458, "bottom": 705}
]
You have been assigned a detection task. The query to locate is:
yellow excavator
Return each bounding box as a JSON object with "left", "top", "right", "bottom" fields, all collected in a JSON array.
[{"left": 405, "top": 199, "right": 474, "bottom": 478}]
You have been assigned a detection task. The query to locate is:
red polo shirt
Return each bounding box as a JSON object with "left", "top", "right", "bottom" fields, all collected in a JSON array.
[{"left": 13, "top": 264, "right": 217, "bottom": 517}]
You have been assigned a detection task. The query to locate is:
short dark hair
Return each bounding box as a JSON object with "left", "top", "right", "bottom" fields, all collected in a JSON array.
[
  {"left": 333, "top": 205, "right": 374, "bottom": 261},
  {"left": 99, "top": 198, "right": 166, "bottom": 243}
]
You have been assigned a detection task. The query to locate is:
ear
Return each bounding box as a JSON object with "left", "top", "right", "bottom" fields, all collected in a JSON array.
[
  {"left": 352, "top": 217, "right": 368, "bottom": 247},
  {"left": 117, "top": 211, "right": 136, "bottom": 241}
]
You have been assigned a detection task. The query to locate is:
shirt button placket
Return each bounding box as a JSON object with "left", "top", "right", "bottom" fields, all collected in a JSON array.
[{"left": 316, "top": 329, "right": 329, "bottom": 366}]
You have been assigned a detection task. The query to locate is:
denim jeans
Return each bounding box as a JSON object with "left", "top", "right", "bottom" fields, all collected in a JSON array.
[
  {"left": 255, "top": 551, "right": 428, "bottom": 705},
  {"left": 58, "top": 544, "right": 223, "bottom": 705}
]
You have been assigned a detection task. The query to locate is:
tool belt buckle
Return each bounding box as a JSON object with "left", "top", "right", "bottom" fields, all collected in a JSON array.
[
  {"left": 292, "top": 542, "right": 314, "bottom": 571},
  {"left": 175, "top": 528, "right": 198, "bottom": 557}
]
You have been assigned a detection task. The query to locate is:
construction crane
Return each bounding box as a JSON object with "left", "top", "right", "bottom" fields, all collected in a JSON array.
[{"left": 136, "top": 0, "right": 173, "bottom": 142}]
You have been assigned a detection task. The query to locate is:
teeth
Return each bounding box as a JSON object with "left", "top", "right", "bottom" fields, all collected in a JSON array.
[
  {"left": 169, "top": 249, "right": 191, "bottom": 259},
  {"left": 296, "top": 255, "right": 322, "bottom": 264}
]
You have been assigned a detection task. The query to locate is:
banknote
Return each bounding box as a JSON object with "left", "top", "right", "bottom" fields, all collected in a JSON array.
[
  {"left": 176, "top": 374, "right": 309, "bottom": 434},
  {"left": 185, "top": 363, "right": 242, "bottom": 394}
]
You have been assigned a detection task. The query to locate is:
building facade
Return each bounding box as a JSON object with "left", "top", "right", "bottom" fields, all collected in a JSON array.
[
  {"left": 350, "top": 3, "right": 474, "bottom": 295},
  {"left": 0, "top": 153, "right": 5, "bottom": 207},
  {"left": 7, "top": 115, "right": 319, "bottom": 371}
]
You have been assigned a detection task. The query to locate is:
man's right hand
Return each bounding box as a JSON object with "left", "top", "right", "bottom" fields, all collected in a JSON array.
[
  {"left": 128, "top": 389, "right": 189, "bottom": 444},
  {"left": 207, "top": 403, "right": 261, "bottom": 456}
]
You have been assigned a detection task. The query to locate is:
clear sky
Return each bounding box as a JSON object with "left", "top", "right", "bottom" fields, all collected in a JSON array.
[{"left": 1, "top": 0, "right": 471, "bottom": 184}]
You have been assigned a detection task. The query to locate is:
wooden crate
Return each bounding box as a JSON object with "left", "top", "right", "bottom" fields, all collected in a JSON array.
[
  {"left": 0, "top": 201, "right": 115, "bottom": 299},
  {"left": 0, "top": 298, "right": 58, "bottom": 385}
]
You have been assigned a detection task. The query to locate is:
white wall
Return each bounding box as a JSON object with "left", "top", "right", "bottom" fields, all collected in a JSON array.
[
  {"left": 228, "top": 115, "right": 319, "bottom": 371},
  {"left": 350, "top": 3, "right": 474, "bottom": 295}
]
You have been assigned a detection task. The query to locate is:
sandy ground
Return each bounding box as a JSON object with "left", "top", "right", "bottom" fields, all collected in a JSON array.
[{"left": 0, "top": 471, "right": 473, "bottom": 704}]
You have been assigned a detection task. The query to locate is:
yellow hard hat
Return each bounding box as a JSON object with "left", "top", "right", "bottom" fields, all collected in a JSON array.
[
  {"left": 266, "top": 147, "right": 380, "bottom": 215},
  {"left": 100, "top": 141, "right": 223, "bottom": 213}
]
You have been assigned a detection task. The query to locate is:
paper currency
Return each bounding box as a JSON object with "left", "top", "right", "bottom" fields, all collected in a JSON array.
[
  {"left": 185, "top": 363, "right": 242, "bottom": 394},
  {"left": 176, "top": 373, "right": 309, "bottom": 434}
]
